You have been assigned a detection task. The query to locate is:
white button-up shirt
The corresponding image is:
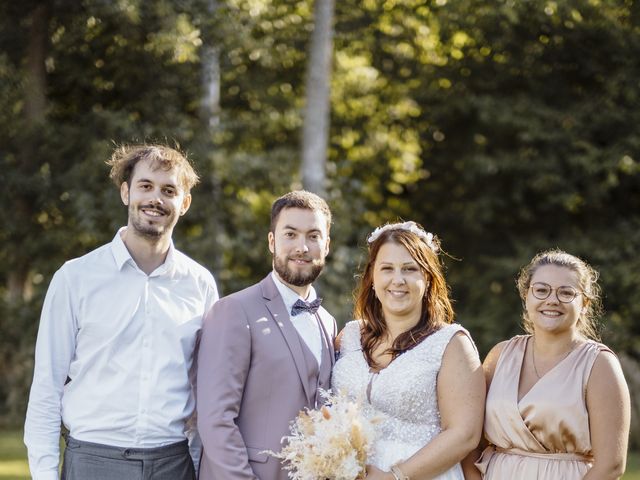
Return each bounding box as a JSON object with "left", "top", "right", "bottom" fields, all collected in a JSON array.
[
  {"left": 24, "top": 228, "right": 219, "bottom": 480},
  {"left": 271, "top": 272, "right": 324, "bottom": 367}
]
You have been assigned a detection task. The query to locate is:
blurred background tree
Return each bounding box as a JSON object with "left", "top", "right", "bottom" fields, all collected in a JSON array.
[{"left": 1, "top": 0, "right": 639, "bottom": 443}]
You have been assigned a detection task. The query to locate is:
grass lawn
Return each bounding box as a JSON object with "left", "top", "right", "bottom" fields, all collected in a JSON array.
[
  {"left": 1, "top": 429, "right": 639, "bottom": 479},
  {"left": 0, "top": 430, "right": 29, "bottom": 480},
  {"left": 627, "top": 451, "right": 640, "bottom": 480}
]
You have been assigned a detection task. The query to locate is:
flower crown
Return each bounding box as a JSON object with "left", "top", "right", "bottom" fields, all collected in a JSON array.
[{"left": 367, "top": 221, "right": 439, "bottom": 252}]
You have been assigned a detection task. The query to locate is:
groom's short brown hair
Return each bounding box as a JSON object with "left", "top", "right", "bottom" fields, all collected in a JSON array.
[{"left": 270, "top": 190, "right": 332, "bottom": 233}]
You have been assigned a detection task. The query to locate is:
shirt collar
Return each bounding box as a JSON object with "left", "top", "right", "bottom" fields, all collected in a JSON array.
[
  {"left": 111, "top": 227, "right": 176, "bottom": 274},
  {"left": 271, "top": 271, "right": 317, "bottom": 315}
]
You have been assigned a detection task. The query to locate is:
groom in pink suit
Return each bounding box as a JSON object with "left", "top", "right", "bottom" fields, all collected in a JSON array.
[{"left": 197, "top": 190, "right": 336, "bottom": 480}]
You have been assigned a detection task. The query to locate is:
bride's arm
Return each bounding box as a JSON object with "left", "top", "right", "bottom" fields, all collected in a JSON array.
[
  {"left": 334, "top": 328, "right": 345, "bottom": 352},
  {"left": 390, "top": 332, "right": 486, "bottom": 480},
  {"left": 460, "top": 341, "right": 505, "bottom": 480}
]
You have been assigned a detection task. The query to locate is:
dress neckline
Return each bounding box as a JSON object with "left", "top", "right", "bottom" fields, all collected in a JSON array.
[
  {"left": 363, "top": 335, "right": 428, "bottom": 403},
  {"left": 516, "top": 335, "right": 587, "bottom": 404},
  {"left": 358, "top": 323, "right": 456, "bottom": 377}
]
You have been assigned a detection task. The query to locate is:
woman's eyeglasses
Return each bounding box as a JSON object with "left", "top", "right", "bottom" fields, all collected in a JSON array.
[{"left": 530, "top": 282, "right": 581, "bottom": 303}]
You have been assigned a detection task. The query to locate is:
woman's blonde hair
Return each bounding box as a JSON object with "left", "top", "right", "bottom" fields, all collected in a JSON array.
[{"left": 516, "top": 249, "right": 603, "bottom": 340}]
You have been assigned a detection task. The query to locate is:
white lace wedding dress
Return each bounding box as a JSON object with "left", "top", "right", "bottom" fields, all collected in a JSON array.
[{"left": 331, "top": 321, "right": 466, "bottom": 479}]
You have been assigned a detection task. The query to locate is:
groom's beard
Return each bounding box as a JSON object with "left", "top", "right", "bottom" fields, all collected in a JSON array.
[{"left": 273, "top": 250, "right": 324, "bottom": 287}]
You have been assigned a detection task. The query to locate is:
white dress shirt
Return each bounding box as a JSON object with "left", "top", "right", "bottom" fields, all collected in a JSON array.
[
  {"left": 24, "top": 228, "right": 219, "bottom": 480},
  {"left": 271, "top": 272, "right": 325, "bottom": 367}
]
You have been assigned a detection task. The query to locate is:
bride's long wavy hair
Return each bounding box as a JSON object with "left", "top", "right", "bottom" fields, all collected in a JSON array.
[{"left": 354, "top": 225, "right": 454, "bottom": 370}]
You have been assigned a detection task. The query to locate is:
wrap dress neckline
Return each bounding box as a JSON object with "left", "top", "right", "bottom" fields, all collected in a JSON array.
[{"left": 476, "top": 335, "right": 611, "bottom": 479}]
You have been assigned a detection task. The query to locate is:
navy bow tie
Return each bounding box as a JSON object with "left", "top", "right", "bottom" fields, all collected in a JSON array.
[{"left": 291, "top": 298, "right": 323, "bottom": 316}]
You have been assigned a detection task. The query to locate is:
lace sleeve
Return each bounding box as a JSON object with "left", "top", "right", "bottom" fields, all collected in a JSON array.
[
  {"left": 417, "top": 323, "right": 474, "bottom": 369},
  {"left": 337, "top": 320, "right": 362, "bottom": 357}
]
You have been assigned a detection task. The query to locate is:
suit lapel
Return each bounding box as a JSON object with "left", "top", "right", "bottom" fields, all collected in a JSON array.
[{"left": 261, "top": 276, "right": 314, "bottom": 404}]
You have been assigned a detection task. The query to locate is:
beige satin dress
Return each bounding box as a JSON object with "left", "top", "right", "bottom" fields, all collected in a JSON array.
[{"left": 476, "top": 335, "right": 610, "bottom": 479}]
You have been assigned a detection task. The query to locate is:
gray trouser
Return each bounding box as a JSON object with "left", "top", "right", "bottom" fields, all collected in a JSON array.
[{"left": 61, "top": 436, "right": 196, "bottom": 480}]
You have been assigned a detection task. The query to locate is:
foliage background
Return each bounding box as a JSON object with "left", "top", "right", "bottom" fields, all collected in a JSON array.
[{"left": 1, "top": 0, "right": 639, "bottom": 445}]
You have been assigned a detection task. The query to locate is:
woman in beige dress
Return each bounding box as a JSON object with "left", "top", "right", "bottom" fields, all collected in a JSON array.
[{"left": 463, "top": 249, "right": 630, "bottom": 480}]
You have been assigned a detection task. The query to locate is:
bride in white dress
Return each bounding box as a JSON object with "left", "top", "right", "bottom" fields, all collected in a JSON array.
[{"left": 332, "top": 222, "right": 485, "bottom": 480}]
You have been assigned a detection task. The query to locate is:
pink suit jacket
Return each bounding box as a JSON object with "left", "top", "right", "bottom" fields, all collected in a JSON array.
[{"left": 197, "top": 274, "right": 336, "bottom": 480}]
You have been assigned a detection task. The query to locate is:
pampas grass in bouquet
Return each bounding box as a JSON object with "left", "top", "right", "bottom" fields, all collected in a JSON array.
[{"left": 264, "top": 390, "right": 378, "bottom": 480}]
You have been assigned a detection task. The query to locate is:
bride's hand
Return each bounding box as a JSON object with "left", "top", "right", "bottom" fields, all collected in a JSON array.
[{"left": 365, "top": 465, "right": 394, "bottom": 480}]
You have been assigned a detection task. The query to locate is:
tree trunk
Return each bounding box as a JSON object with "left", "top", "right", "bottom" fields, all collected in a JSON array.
[
  {"left": 199, "top": 0, "right": 225, "bottom": 287},
  {"left": 301, "top": 0, "right": 335, "bottom": 196},
  {"left": 200, "top": 5, "right": 221, "bottom": 129},
  {"left": 7, "top": 3, "right": 50, "bottom": 302}
]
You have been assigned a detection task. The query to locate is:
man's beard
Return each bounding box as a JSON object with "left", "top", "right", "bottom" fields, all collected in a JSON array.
[
  {"left": 273, "top": 251, "right": 324, "bottom": 287},
  {"left": 129, "top": 204, "right": 173, "bottom": 239}
]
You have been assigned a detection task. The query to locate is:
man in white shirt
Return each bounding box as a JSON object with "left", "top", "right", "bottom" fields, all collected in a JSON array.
[
  {"left": 24, "top": 144, "right": 219, "bottom": 480},
  {"left": 197, "top": 191, "right": 337, "bottom": 480}
]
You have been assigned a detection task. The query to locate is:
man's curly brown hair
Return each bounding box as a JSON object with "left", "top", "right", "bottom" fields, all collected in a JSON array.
[{"left": 106, "top": 144, "right": 199, "bottom": 193}]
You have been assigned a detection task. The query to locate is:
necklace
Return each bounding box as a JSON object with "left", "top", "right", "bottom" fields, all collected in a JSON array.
[
  {"left": 531, "top": 338, "right": 577, "bottom": 380},
  {"left": 531, "top": 345, "right": 543, "bottom": 379}
]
